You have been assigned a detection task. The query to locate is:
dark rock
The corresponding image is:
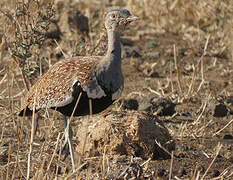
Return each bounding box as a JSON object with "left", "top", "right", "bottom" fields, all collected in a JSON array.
[
  {"left": 182, "top": 112, "right": 192, "bottom": 117},
  {"left": 150, "top": 97, "right": 176, "bottom": 116},
  {"left": 213, "top": 103, "right": 228, "bottom": 117},
  {"left": 223, "top": 134, "right": 233, "bottom": 139},
  {"left": 118, "top": 98, "right": 139, "bottom": 110}
]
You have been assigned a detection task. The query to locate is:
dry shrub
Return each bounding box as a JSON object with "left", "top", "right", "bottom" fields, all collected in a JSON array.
[{"left": 1, "top": 0, "right": 55, "bottom": 89}]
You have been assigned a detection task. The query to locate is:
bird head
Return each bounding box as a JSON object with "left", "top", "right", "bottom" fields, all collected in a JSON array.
[{"left": 105, "top": 9, "right": 139, "bottom": 32}]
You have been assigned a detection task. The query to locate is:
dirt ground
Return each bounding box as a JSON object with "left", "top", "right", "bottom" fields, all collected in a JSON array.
[{"left": 0, "top": 0, "right": 233, "bottom": 179}]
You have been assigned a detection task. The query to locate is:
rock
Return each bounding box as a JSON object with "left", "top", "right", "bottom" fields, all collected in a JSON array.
[
  {"left": 139, "top": 97, "right": 176, "bottom": 116},
  {"left": 118, "top": 98, "right": 139, "bottom": 110},
  {"left": 75, "top": 110, "right": 175, "bottom": 159},
  {"left": 223, "top": 134, "right": 233, "bottom": 139},
  {"left": 213, "top": 103, "right": 228, "bottom": 117},
  {"left": 182, "top": 112, "right": 192, "bottom": 117}
]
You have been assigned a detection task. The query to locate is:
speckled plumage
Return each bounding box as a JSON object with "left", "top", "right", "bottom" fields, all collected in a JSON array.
[
  {"left": 21, "top": 57, "right": 98, "bottom": 110},
  {"left": 19, "top": 9, "right": 138, "bottom": 117}
]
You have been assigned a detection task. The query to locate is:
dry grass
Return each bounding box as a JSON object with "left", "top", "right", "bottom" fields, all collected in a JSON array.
[{"left": 0, "top": 0, "right": 233, "bottom": 179}]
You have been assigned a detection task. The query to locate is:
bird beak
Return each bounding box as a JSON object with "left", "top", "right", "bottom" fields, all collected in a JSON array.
[
  {"left": 126, "top": 16, "right": 139, "bottom": 23},
  {"left": 119, "top": 15, "right": 139, "bottom": 27}
]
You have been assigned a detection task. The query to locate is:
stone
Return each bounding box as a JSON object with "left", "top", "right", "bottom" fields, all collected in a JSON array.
[
  {"left": 75, "top": 110, "right": 175, "bottom": 159},
  {"left": 213, "top": 103, "right": 228, "bottom": 117},
  {"left": 118, "top": 98, "right": 139, "bottom": 110}
]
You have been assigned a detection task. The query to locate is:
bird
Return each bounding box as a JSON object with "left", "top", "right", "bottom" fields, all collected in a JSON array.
[{"left": 19, "top": 9, "right": 139, "bottom": 171}]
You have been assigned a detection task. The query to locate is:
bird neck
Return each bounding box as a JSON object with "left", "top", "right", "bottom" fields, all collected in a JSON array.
[{"left": 106, "top": 30, "right": 121, "bottom": 60}]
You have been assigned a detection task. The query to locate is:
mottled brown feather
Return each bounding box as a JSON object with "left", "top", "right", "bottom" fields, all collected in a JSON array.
[{"left": 22, "top": 56, "right": 102, "bottom": 110}]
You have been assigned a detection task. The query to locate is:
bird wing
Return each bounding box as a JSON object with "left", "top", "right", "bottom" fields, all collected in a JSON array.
[{"left": 22, "top": 56, "right": 103, "bottom": 110}]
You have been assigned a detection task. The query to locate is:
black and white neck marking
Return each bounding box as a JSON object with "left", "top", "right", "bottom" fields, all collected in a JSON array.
[{"left": 83, "top": 30, "right": 123, "bottom": 100}]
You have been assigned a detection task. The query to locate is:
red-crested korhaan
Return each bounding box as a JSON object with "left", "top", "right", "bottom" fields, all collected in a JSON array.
[{"left": 19, "top": 9, "right": 139, "bottom": 170}]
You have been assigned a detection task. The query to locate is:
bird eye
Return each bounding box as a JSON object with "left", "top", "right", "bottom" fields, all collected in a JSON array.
[{"left": 110, "top": 14, "right": 116, "bottom": 19}]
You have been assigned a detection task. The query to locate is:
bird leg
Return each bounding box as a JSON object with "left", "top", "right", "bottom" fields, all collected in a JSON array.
[
  {"left": 32, "top": 113, "right": 39, "bottom": 136},
  {"left": 59, "top": 93, "right": 82, "bottom": 171},
  {"left": 60, "top": 116, "right": 75, "bottom": 171},
  {"left": 60, "top": 116, "right": 73, "bottom": 156}
]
